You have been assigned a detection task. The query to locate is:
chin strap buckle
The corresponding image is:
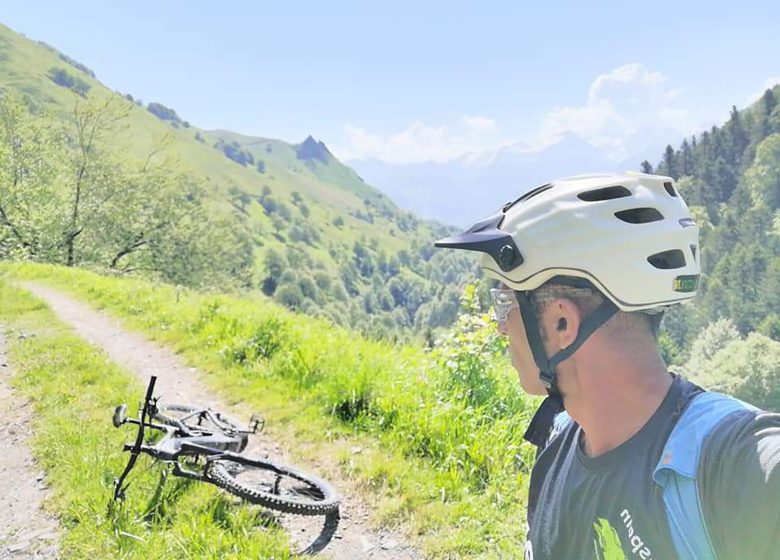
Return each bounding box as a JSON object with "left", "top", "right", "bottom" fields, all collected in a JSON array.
[{"left": 538, "top": 368, "right": 555, "bottom": 389}]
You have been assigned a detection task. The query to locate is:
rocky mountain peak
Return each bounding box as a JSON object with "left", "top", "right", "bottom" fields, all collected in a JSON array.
[{"left": 296, "top": 135, "right": 331, "bottom": 164}]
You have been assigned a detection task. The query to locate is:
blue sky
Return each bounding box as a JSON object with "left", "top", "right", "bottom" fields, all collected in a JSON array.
[{"left": 4, "top": 1, "right": 779, "bottom": 163}]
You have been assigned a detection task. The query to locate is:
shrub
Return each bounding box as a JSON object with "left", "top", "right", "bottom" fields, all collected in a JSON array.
[
  {"left": 47, "top": 67, "right": 91, "bottom": 97},
  {"left": 699, "top": 333, "right": 780, "bottom": 411},
  {"left": 147, "top": 102, "right": 182, "bottom": 123},
  {"left": 59, "top": 53, "right": 96, "bottom": 77},
  {"left": 220, "top": 317, "right": 290, "bottom": 365},
  {"left": 214, "top": 139, "right": 254, "bottom": 166}
]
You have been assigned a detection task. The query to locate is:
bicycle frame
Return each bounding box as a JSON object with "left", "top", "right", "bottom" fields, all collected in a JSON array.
[{"left": 112, "top": 375, "right": 255, "bottom": 500}]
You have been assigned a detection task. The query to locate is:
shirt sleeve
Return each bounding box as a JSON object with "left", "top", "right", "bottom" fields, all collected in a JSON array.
[{"left": 699, "top": 409, "right": 780, "bottom": 560}]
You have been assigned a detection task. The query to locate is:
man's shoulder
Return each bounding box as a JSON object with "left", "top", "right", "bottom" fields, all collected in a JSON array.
[
  {"left": 699, "top": 398, "right": 780, "bottom": 472},
  {"left": 696, "top": 397, "right": 780, "bottom": 557}
]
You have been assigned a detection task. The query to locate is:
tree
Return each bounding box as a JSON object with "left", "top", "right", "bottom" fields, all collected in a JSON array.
[
  {"left": 694, "top": 334, "right": 780, "bottom": 412},
  {"left": 760, "top": 89, "right": 777, "bottom": 137},
  {"left": 685, "top": 318, "right": 740, "bottom": 375},
  {"left": 63, "top": 96, "right": 131, "bottom": 266},
  {"left": 147, "top": 102, "right": 182, "bottom": 123},
  {"left": 0, "top": 91, "right": 67, "bottom": 260},
  {"left": 228, "top": 185, "right": 252, "bottom": 214},
  {"left": 47, "top": 67, "right": 91, "bottom": 97},
  {"left": 640, "top": 160, "right": 653, "bottom": 174},
  {"left": 260, "top": 249, "right": 286, "bottom": 295},
  {"left": 660, "top": 145, "right": 678, "bottom": 179},
  {"left": 0, "top": 92, "right": 253, "bottom": 289}
]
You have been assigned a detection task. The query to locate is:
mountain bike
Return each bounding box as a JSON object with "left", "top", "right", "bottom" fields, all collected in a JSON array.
[{"left": 112, "top": 375, "right": 340, "bottom": 516}]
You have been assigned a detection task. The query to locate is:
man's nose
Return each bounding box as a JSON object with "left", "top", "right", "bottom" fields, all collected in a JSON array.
[{"left": 497, "top": 320, "right": 509, "bottom": 337}]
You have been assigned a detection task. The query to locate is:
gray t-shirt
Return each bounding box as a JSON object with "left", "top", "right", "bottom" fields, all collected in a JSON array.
[{"left": 525, "top": 376, "right": 780, "bottom": 560}]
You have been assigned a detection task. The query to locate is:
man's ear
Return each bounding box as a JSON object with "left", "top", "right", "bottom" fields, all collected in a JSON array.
[{"left": 550, "top": 299, "right": 581, "bottom": 349}]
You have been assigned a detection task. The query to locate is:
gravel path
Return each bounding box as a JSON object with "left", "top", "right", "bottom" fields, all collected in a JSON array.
[
  {"left": 19, "top": 282, "right": 419, "bottom": 559},
  {"left": 0, "top": 331, "right": 60, "bottom": 559}
]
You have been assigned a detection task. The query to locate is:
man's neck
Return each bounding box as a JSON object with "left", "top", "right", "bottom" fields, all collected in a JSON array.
[{"left": 563, "top": 355, "right": 673, "bottom": 458}]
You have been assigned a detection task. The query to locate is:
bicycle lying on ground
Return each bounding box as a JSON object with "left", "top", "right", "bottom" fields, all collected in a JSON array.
[{"left": 112, "top": 375, "right": 340, "bottom": 516}]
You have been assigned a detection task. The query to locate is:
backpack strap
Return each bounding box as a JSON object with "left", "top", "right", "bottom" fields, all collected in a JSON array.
[{"left": 653, "top": 391, "right": 757, "bottom": 560}]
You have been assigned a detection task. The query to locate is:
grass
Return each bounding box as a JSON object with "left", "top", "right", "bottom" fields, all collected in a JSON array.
[
  {"left": 0, "top": 281, "right": 293, "bottom": 559},
  {"left": 3, "top": 262, "right": 540, "bottom": 558}
]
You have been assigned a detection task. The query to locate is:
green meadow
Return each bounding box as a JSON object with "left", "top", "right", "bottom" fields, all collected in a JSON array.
[{"left": 1, "top": 262, "right": 539, "bottom": 558}]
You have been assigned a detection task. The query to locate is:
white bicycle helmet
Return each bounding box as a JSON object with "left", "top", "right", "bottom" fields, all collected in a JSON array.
[
  {"left": 435, "top": 172, "right": 701, "bottom": 424},
  {"left": 436, "top": 172, "right": 700, "bottom": 311}
]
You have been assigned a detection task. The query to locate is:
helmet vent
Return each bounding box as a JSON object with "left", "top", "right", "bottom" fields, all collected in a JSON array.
[
  {"left": 615, "top": 207, "right": 664, "bottom": 224},
  {"left": 663, "top": 181, "right": 678, "bottom": 197},
  {"left": 647, "top": 250, "right": 686, "bottom": 269},
  {"left": 577, "top": 185, "right": 632, "bottom": 202}
]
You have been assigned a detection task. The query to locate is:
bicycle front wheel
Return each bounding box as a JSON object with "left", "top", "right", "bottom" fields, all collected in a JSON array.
[{"left": 206, "top": 456, "right": 340, "bottom": 516}]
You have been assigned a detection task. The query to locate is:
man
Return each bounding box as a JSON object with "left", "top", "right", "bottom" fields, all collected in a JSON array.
[{"left": 435, "top": 173, "right": 780, "bottom": 559}]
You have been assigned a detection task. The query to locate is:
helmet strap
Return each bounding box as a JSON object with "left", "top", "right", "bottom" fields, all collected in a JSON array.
[{"left": 516, "top": 290, "right": 618, "bottom": 449}]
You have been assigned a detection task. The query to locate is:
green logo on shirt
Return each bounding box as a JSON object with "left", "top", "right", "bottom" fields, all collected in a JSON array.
[{"left": 593, "top": 518, "right": 627, "bottom": 560}]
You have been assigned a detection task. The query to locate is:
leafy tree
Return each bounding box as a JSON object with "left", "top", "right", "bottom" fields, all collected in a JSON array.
[
  {"left": 58, "top": 53, "right": 96, "bottom": 78},
  {"left": 0, "top": 92, "right": 252, "bottom": 289},
  {"left": 693, "top": 333, "right": 780, "bottom": 411},
  {"left": 47, "top": 67, "right": 91, "bottom": 97},
  {"left": 684, "top": 318, "right": 740, "bottom": 375},
  {"left": 228, "top": 185, "right": 252, "bottom": 214},
  {"left": 0, "top": 91, "right": 67, "bottom": 260},
  {"left": 147, "top": 102, "right": 182, "bottom": 123}
]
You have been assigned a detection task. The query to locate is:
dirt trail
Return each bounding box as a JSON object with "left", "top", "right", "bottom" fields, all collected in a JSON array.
[
  {"left": 0, "top": 331, "right": 60, "bottom": 559},
  {"left": 19, "top": 282, "right": 420, "bottom": 559}
]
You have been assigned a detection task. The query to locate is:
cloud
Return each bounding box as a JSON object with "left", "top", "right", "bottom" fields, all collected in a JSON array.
[
  {"left": 746, "top": 77, "right": 780, "bottom": 105},
  {"left": 334, "top": 63, "right": 704, "bottom": 164},
  {"left": 539, "top": 63, "right": 697, "bottom": 160},
  {"left": 332, "top": 116, "right": 507, "bottom": 164},
  {"left": 462, "top": 115, "right": 497, "bottom": 132}
]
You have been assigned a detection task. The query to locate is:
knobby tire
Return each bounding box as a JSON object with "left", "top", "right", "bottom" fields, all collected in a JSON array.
[{"left": 206, "top": 457, "right": 340, "bottom": 516}]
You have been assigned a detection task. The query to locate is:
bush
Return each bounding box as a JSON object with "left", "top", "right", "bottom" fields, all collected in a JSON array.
[
  {"left": 698, "top": 334, "right": 780, "bottom": 411},
  {"left": 221, "top": 317, "right": 290, "bottom": 365},
  {"left": 214, "top": 139, "right": 254, "bottom": 166},
  {"left": 59, "top": 53, "right": 96, "bottom": 77},
  {"left": 685, "top": 318, "right": 740, "bottom": 375},
  {"left": 47, "top": 67, "right": 91, "bottom": 97},
  {"left": 147, "top": 102, "right": 182, "bottom": 123}
]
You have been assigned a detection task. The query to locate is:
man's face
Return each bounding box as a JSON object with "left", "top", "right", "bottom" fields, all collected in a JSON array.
[{"left": 496, "top": 288, "right": 548, "bottom": 396}]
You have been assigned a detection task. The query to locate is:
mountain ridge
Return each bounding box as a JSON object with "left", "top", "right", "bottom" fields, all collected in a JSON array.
[{"left": 0, "top": 21, "right": 477, "bottom": 340}]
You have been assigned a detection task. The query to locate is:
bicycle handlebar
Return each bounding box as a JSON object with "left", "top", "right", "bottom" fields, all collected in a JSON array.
[{"left": 113, "top": 375, "right": 158, "bottom": 501}]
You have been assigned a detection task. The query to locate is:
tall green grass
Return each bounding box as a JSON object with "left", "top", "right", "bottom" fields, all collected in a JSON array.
[
  {"left": 4, "top": 263, "right": 539, "bottom": 557},
  {"left": 0, "top": 281, "right": 293, "bottom": 559}
]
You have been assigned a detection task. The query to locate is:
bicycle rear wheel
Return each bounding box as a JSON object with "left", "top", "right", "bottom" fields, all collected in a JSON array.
[{"left": 206, "top": 456, "right": 340, "bottom": 516}]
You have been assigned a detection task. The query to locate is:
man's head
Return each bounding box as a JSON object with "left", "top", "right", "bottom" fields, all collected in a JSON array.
[
  {"left": 436, "top": 172, "right": 699, "bottom": 398},
  {"left": 494, "top": 278, "right": 665, "bottom": 395}
]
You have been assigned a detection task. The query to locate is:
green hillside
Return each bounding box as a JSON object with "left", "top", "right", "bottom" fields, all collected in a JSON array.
[{"left": 0, "top": 22, "right": 476, "bottom": 340}]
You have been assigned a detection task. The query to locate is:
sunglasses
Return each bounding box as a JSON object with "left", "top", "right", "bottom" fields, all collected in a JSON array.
[
  {"left": 489, "top": 288, "right": 519, "bottom": 323},
  {"left": 489, "top": 285, "right": 595, "bottom": 324}
]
